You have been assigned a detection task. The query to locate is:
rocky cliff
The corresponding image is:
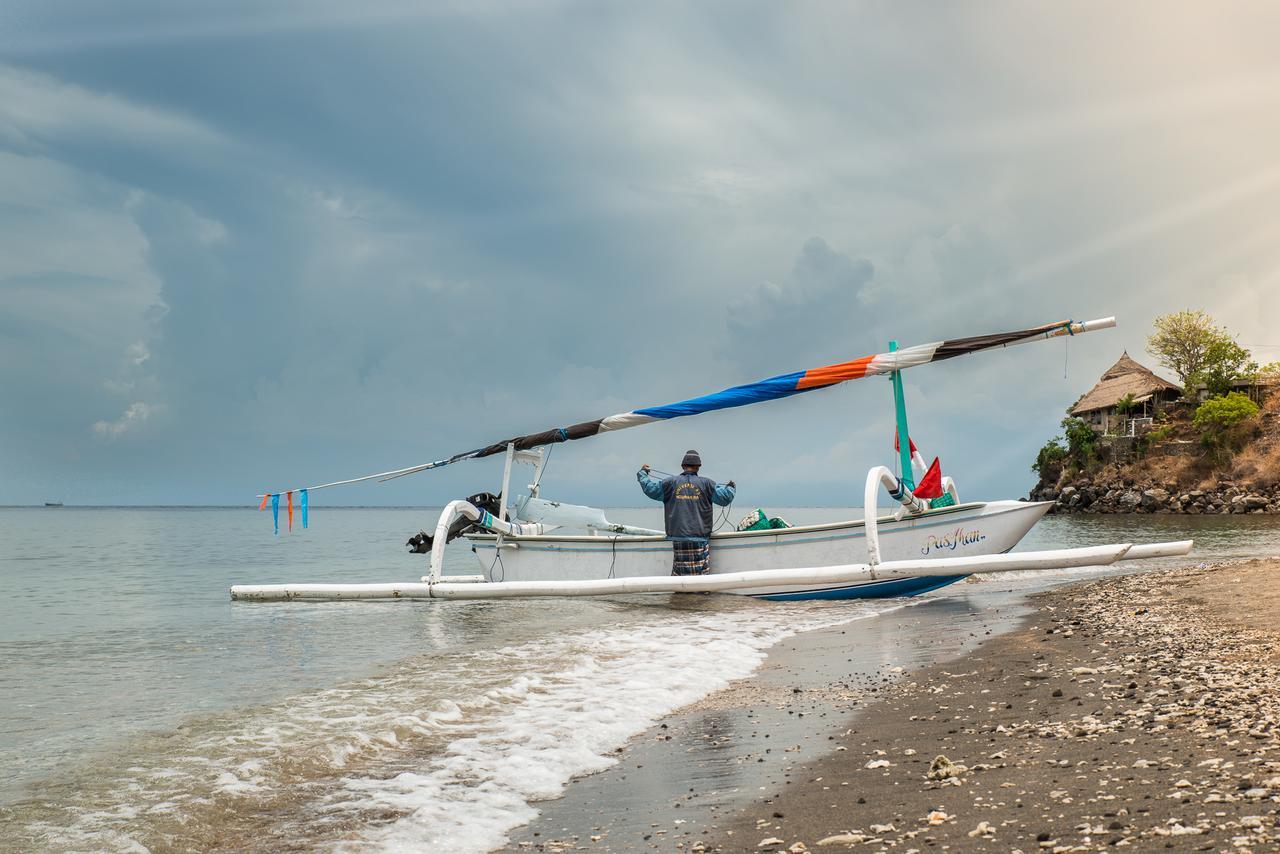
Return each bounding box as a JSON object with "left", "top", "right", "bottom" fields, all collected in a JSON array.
[{"left": 1029, "top": 389, "right": 1280, "bottom": 514}]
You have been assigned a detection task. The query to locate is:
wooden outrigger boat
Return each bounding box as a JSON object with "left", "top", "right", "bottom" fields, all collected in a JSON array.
[{"left": 231, "top": 315, "right": 1192, "bottom": 603}]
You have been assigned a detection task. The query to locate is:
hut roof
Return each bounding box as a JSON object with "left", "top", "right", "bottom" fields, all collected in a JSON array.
[{"left": 1071, "top": 352, "right": 1181, "bottom": 415}]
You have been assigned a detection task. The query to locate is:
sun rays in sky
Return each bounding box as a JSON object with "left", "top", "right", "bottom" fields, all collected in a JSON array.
[{"left": 2, "top": 2, "right": 1280, "bottom": 503}]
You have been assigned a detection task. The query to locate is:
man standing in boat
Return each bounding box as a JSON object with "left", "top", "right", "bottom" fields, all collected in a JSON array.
[{"left": 637, "top": 451, "right": 735, "bottom": 576}]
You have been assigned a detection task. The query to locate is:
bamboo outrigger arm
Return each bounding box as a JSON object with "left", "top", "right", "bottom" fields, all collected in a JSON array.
[
  {"left": 228, "top": 539, "right": 1193, "bottom": 601},
  {"left": 864, "top": 466, "right": 927, "bottom": 569}
]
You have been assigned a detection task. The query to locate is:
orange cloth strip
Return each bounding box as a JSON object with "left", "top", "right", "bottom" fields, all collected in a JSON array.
[
  {"left": 286, "top": 491, "right": 293, "bottom": 532},
  {"left": 796, "top": 355, "right": 876, "bottom": 390},
  {"left": 258, "top": 492, "right": 270, "bottom": 511}
]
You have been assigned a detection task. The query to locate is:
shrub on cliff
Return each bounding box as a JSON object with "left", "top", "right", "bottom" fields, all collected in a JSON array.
[
  {"left": 1194, "top": 391, "right": 1260, "bottom": 460},
  {"left": 1032, "top": 417, "right": 1098, "bottom": 481},
  {"left": 1195, "top": 391, "right": 1260, "bottom": 430},
  {"left": 1032, "top": 438, "right": 1068, "bottom": 478}
]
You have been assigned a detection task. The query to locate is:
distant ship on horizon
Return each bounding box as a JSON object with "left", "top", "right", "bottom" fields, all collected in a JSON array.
[{"left": 44, "top": 501, "right": 63, "bottom": 507}]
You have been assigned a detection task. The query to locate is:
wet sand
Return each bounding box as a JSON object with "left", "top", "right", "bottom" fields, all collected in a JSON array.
[
  {"left": 507, "top": 583, "right": 1034, "bottom": 851},
  {"left": 508, "top": 558, "right": 1280, "bottom": 852}
]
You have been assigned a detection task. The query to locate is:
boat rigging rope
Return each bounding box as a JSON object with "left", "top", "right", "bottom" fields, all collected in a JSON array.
[
  {"left": 532, "top": 442, "right": 554, "bottom": 494},
  {"left": 487, "top": 547, "right": 505, "bottom": 582}
]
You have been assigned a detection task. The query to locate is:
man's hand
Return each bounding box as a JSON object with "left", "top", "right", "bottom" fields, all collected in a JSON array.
[
  {"left": 726, "top": 480, "right": 736, "bottom": 489},
  {"left": 641, "top": 464, "right": 651, "bottom": 473}
]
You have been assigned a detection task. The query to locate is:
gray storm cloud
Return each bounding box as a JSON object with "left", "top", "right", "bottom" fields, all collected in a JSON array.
[{"left": 2, "top": 2, "right": 1279, "bottom": 504}]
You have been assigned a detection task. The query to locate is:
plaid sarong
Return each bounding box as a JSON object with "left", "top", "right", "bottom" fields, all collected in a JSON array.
[{"left": 671, "top": 540, "right": 711, "bottom": 576}]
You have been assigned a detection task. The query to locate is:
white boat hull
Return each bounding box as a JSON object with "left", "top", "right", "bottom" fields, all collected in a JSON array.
[{"left": 463, "top": 500, "right": 1052, "bottom": 600}]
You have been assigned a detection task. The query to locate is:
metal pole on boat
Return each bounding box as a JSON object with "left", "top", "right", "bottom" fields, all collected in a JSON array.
[
  {"left": 889, "top": 340, "right": 915, "bottom": 492},
  {"left": 498, "top": 443, "right": 515, "bottom": 521}
]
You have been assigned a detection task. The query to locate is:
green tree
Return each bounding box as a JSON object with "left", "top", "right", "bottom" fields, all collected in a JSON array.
[
  {"left": 1115, "top": 393, "right": 1136, "bottom": 415},
  {"left": 1146, "top": 310, "right": 1232, "bottom": 388},
  {"left": 1187, "top": 338, "right": 1257, "bottom": 398},
  {"left": 1061, "top": 416, "right": 1098, "bottom": 462},
  {"left": 1032, "top": 416, "right": 1098, "bottom": 479},
  {"left": 1032, "top": 437, "right": 1068, "bottom": 477}
]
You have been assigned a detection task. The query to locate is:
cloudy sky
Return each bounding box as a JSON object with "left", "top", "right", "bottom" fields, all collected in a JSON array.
[{"left": 2, "top": 1, "right": 1279, "bottom": 507}]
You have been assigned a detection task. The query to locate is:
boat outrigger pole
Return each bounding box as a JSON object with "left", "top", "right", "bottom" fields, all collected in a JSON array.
[{"left": 230, "top": 540, "right": 1194, "bottom": 601}]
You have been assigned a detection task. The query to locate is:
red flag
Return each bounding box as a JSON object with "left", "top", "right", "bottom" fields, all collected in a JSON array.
[
  {"left": 286, "top": 490, "right": 294, "bottom": 532},
  {"left": 913, "top": 457, "right": 943, "bottom": 500},
  {"left": 892, "top": 431, "right": 918, "bottom": 454},
  {"left": 258, "top": 492, "right": 270, "bottom": 511}
]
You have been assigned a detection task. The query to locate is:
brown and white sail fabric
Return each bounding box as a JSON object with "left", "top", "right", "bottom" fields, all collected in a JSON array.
[{"left": 261, "top": 316, "right": 1113, "bottom": 498}]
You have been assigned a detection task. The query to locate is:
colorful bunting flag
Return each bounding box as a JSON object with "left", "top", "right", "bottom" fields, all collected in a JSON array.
[
  {"left": 300, "top": 489, "right": 308, "bottom": 529},
  {"left": 286, "top": 490, "right": 293, "bottom": 532},
  {"left": 271, "top": 493, "right": 280, "bottom": 535}
]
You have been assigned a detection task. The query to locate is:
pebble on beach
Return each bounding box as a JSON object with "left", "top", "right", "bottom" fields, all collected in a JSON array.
[{"left": 705, "top": 557, "right": 1280, "bottom": 852}]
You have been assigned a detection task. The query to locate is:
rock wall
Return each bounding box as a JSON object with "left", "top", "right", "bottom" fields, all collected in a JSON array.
[{"left": 1029, "top": 479, "right": 1280, "bottom": 514}]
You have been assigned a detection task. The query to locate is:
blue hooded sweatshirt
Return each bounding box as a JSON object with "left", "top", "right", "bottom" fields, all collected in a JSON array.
[{"left": 637, "top": 468, "right": 735, "bottom": 541}]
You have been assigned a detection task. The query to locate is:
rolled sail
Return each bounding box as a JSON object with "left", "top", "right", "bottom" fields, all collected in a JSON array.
[{"left": 263, "top": 316, "right": 1114, "bottom": 496}]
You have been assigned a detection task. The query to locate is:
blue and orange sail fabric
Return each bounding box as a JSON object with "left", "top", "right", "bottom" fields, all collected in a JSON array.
[
  {"left": 257, "top": 318, "right": 1105, "bottom": 507},
  {"left": 387, "top": 320, "right": 1086, "bottom": 479}
]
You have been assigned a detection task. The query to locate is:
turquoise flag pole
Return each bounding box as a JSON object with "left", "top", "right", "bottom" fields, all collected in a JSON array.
[{"left": 889, "top": 340, "right": 915, "bottom": 492}]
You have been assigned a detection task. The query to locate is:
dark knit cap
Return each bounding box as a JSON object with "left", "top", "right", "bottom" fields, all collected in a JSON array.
[{"left": 681, "top": 450, "right": 702, "bottom": 468}]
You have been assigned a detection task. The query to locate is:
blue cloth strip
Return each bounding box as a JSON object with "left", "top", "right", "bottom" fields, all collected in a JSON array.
[
  {"left": 271, "top": 494, "right": 280, "bottom": 535},
  {"left": 634, "top": 370, "right": 808, "bottom": 419},
  {"left": 300, "top": 489, "right": 308, "bottom": 529}
]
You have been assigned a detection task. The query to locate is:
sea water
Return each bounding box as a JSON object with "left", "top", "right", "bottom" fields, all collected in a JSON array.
[{"left": 1, "top": 506, "right": 1277, "bottom": 851}]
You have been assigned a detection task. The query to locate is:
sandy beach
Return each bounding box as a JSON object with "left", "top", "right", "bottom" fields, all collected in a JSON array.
[
  {"left": 510, "top": 558, "right": 1280, "bottom": 852},
  {"left": 714, "top": 558, "right": 1280, "bottom": 853}
]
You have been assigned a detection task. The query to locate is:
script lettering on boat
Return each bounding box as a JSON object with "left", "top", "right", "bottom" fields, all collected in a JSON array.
[{"left": 920, "top": 527, "right": 988, "bottom": 556}]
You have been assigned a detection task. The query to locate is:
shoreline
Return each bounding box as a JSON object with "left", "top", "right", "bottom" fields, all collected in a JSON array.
[
  {"left": 506, "top": 580, "right": 1041, "bottom": 851},
  {"left": 506, "top": 557, "right": 1280, "bottom": 852}
]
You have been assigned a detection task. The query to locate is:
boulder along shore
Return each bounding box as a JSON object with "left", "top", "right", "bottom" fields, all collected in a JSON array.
[
  {"left": 1028, "top": 480, "right": 1280, "bottom": 515},
  {"left": 706, "top": 558, "right": 1280, "bottom": 853}
]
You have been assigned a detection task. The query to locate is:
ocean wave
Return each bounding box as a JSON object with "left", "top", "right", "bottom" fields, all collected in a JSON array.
[{"left": 5, "top": 600, "right": 895, "bottom": 853}]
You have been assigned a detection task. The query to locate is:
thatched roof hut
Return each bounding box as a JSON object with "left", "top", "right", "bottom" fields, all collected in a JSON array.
[{"left": 1071, "top": 352, "right": 1181, "bottom": 417}]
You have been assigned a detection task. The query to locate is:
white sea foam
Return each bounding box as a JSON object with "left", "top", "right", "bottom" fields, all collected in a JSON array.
[
  {"left": 15, "top": 600, "right": 894, "bottom": 853},
  {"left": 336, "top": 604, "right": 891, "bottom": 853},
  {"left": 973, "top": 563, "right": 1126, "bottom": 584}
]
